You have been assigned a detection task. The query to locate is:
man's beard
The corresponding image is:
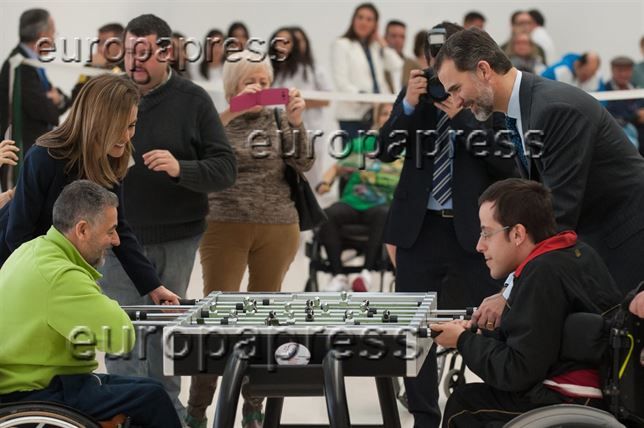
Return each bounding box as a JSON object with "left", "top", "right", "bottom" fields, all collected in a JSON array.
[
  {"left": 88, "top": 249, "right": 108, "bottom": 268},
  {"left": 472, "top": 102, "right": 494, "bottom": 121},
  {"left": 471, "top": 82, "right": 495, "bottom": 121}
]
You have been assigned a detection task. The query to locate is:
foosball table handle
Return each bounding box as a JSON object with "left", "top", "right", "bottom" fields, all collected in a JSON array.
[{"left": 159, "top": 298, "right": 197, "bottom": 306}]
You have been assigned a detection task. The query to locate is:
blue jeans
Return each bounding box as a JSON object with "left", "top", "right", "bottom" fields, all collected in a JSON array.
[
  {"left": 0, "top": 373, "right": 181, "bottom": 428},
  {"left": 99, "top": 233, "right": 202, "bottom": 421}
]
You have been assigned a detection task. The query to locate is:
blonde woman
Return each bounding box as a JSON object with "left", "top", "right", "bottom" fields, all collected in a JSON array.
[
  {"left": 186, "top": 50, "right": 311, "bottom": 428},
  {"left": 0, "top": 73, "right": 179, "bottom": 304}
]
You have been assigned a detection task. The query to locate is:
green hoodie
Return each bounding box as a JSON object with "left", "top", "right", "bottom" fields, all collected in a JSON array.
[{"left": 0, "top": 226, "right": 134, "bottom": 394}]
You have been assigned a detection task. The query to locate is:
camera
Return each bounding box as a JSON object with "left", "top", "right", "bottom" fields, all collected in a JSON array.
[
  {"left": 419, "top": 27, "right": 449, "bottom": 104},
  {"left": 419, "top": 69, "right": 449, "bottom": 104}
]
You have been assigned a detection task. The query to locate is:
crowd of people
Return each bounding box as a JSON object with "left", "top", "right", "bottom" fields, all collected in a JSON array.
[{"left": 0, "top": 3, "right": 643, "bottom": 428}]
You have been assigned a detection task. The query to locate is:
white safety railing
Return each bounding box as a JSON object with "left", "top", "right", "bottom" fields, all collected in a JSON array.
[{"left": 22, "top": 58, "right": 644, "bottom": 103}]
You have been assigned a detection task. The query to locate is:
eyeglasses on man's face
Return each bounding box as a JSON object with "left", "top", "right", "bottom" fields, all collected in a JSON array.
[{"left": 479, "top": 225, "right": 510, "bottom": 240}]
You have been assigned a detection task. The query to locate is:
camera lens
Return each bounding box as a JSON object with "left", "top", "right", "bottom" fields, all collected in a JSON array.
[
  {"left": 428, "top": 76, "right": 449, "bottom": 102},
  {"left": 419, "top": 69, "right": 449, "bottom": 104}
]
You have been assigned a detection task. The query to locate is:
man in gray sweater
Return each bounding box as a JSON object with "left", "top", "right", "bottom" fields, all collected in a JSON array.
[{"left": 99, "top": 14, "right": 236, "bottom": 419}]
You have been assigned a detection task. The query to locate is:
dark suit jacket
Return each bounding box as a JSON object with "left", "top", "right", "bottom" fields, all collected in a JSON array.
[
  {"left": 0, "top": 45, "right": 69, "bottom": 153},
  {"left": 518, "top": 73, "right": 644, "bottom": 292},
  {"left": 519, "top": 73, "right": 644, "bottom": 239},
  {"left": 378, "top": 84, "right": 517, "bottom": 253}
]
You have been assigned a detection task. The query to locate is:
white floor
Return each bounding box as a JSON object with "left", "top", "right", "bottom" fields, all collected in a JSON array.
[{"left": 97, "top": 228, "right": 478, "bottom": 427}]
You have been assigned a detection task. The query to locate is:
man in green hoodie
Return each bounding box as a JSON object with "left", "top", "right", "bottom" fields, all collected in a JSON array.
[{"left": 0, "top": 180, "right": 181, "bottom": 428}]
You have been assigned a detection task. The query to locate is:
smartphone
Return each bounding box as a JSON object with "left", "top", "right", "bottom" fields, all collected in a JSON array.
[
  {"left": 229, "top": 88, "right": 290, "bottom": 112},
  {"left": 229, "top": 92, "right": 257, "bottom": 112},
  {"left": 258, "top": 88, "right": 289, "bottom": 106}
]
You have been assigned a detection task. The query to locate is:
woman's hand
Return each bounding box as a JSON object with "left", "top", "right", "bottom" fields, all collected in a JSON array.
[
  {"left": 236, "top": 83, "right": 264, "bottom": 115},
  {"left": 220, "top": 84, "right": 265, "bottom": 126},
  {"left": 0, "top": 140, "right": 19, "bottom": 166},
  {"left": 0, "top": 189, "right": 14, "bottom": 209},
  {"left": 316, "top": 182, "right": 331, "bottom": 195},
  {"left": 286, "top": 88, "right": 305, "bottom": 127}
]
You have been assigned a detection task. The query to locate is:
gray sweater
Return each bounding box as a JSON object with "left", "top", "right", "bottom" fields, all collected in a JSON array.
[{"left": 207, "top": 108, "right": 313, "bottom": 224}]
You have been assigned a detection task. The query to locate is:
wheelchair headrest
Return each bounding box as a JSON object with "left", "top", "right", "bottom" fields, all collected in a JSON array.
[{"left": 560, "top": 312, "right": 608, "bottom": 364}]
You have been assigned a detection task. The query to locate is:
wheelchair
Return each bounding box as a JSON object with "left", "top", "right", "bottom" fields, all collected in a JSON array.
[
  {"left": 0, "top": 401, "right": 130, "bottom": 428},
  {"left": 304, "top": 221, "right": 394, "bottom": 292},
  {"left": 502, "top": 308, "right": 644, "bottom": 427}
]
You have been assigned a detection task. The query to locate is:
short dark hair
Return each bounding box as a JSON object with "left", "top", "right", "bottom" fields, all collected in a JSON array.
[
  {"left": 53, "top": 180, "right": 119, "bottom": 234},
  {"left": 124, "top": 14, "right": 172, "bottom": 47},
  {"left": 611, "top": 56, "right": 634, "bottom": 68},
  {"left": 342, "top": 3, "right": 379, "bottom": 41},
  {"left": 386, "top": 20, "right": 406, "bottom": 32},
  {"left": 479, "top": 179, "right": 557, "bottom": 244},
  {"left": 433, "top": 21, "right": 464, "bottom": 38},
  {"left": 19, "top": 8, "right": 50, "bottom": 43},
  {"left": 227, "top": 21, "right": 249, "bottom": 40},
  {"left": 435, "top": 28, "right": 513, "bottom": 75},
  {"left": 464, "top": 11, "right": 486, "bottom": 24},
  {"left": 425, "top": 21, "right": 464, "bottom": 61},
  {"left": 98, "top": 23, "right": 124, "bottom": 35},
  {"left": 528, "top": 9, "right": 545, "bottom": 27},
  {"left": 510, "top": 10, "right": 524, "bottom": 25},
  {"left": 413, "top": 30, "right": 426, "bottom": 58}
]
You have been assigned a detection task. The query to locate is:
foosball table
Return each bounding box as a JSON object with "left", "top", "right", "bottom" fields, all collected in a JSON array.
[{"left": 124, "top": 291, "right": 472, "bottom": 428}]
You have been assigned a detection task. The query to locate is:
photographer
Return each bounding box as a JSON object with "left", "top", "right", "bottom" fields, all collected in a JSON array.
[{"left": 378, "top": 22, "right": 516, "bottom": 427}]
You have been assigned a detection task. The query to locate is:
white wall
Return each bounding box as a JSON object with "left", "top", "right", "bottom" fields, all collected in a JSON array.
[{"left": 1, "top": 0, "right": 643, "bottom": 92}]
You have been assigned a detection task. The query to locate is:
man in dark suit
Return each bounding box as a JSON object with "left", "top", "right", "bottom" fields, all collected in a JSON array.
[
  {"left": 0, "top": 8, "right": 70, "bottom": 186},
  {"left": 378, "top": 22, "right": 516, "bottom": 428},
  {"left": 435, "top": 28, "right": 644, "bottom": 306}
]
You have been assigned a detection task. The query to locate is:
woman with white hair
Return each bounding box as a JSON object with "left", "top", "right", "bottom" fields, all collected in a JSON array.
[{"left": 186, "top": 50, "right": 312, "bottom": 428}]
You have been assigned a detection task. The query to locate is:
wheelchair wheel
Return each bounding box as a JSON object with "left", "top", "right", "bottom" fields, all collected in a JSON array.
[
  {"left": 443, "top": 368, "right": 466, "bottom": 398},
  {"left": 0, "top": 402, "right": 101, "bottom": 428},
  {"left": 502, "top": 404, "right": 625, "bottom": 427}
]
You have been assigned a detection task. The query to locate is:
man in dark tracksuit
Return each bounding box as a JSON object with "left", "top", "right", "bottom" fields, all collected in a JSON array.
[{"left": 432, "top": 179, "right": 622, "bottom": 427}]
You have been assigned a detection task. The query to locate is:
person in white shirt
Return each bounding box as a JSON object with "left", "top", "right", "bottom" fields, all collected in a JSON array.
[
  {"left": 196, "top": 28, "right": 227, "bottom": 112},
  {"left": 270, "top": 26, "right": 339, "bottom": 185},
  {"left": 331, "top": 2, "right": 402, "bottom": 139},
  {"left": 527, "top": 9, "right": 556, "bottom": 65}
]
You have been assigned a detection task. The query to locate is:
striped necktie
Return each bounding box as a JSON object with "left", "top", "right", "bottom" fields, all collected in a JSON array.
[
  {"left": 505, "top": 116, "right": 528, "bottom": 171},
  {"left": 431, "top": 112, "right": 453, "bottom": 205}
]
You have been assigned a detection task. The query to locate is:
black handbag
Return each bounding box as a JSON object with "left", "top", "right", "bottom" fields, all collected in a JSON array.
[{"left": 273, "top": 109, "right": 327, "bottom": 231}]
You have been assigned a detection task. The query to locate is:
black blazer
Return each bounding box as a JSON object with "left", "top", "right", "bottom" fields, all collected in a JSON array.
[
  {"left": 378, "top": 85, "right": 517, "bottom": 253},
  {"left": 0, "top": 45, "right": 69, "bottom": 154},
  {"left": 518, "top": 73, "right": 644, "bottom": 247}
]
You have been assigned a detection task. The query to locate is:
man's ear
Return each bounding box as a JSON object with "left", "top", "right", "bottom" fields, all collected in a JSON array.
[
  {"left": 477, "top": 60, "right": 493, "bottom": 81},
  {"left": 514, "top": 223, "right": 529, "bottom": 245},
  {"left": 73, "top": 220, "right": 91, "bottom": 241}
]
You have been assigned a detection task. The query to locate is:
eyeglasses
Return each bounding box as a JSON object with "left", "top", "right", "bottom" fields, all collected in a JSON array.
[{"left": 479, "top": 226, "right": 510, "bottom": 240}]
